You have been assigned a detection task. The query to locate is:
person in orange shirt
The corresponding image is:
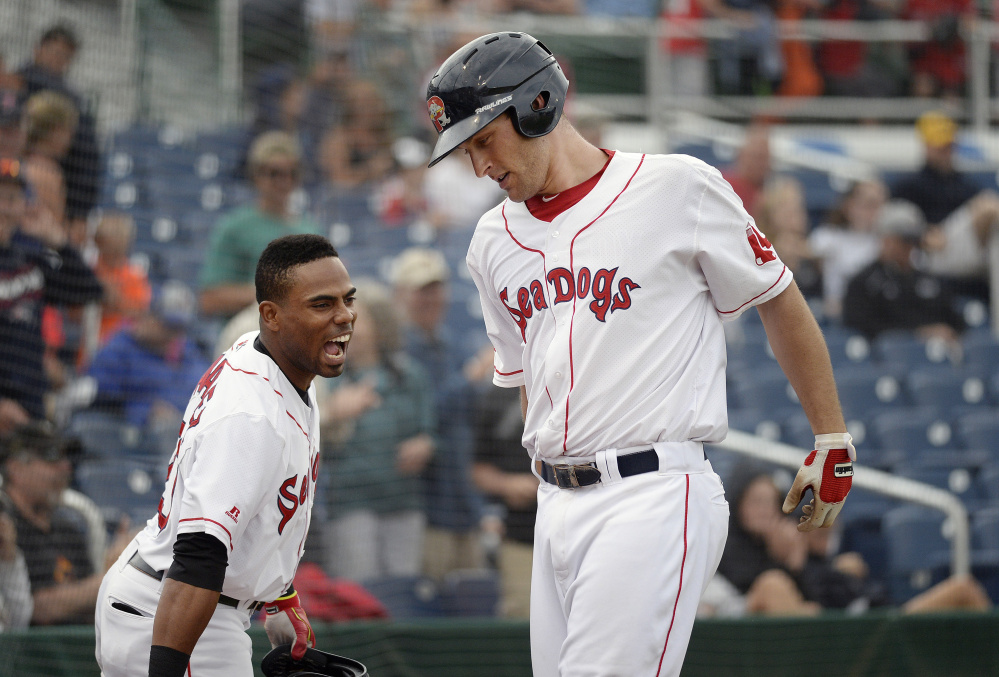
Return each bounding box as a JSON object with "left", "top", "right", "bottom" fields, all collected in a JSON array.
[{"left": 93, "top": 211, "right": 150, "bottom": 345}]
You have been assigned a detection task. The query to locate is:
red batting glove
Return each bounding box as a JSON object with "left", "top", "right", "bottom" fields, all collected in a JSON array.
[
  {"left": 264, "top": 590, "right": 315, "bottom": 661},
  {"left": 782, "top": 432, "right": 856, "bottom": 532}
]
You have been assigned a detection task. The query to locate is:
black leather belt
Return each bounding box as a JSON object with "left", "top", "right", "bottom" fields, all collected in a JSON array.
[
  {"left": 128, "top": 553, "right": 266, "bottom": 612},
  {"left": 536, "top": 448, "right": 661, "bottom": 489}
]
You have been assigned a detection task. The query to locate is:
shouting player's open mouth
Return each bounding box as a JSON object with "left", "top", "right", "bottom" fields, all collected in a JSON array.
[{"left": 323, "top": 332, "right": 350, "bottom": 366}]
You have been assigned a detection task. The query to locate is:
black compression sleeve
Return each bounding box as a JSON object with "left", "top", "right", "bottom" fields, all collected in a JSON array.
[
  {"left": 165, "top": 532, "right": 228, "bottom": 591},
  {"left": 149, "top": 645, "right": 190, "bottom": 677}
]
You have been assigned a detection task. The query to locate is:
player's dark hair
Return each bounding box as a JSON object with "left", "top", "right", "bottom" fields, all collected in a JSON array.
[
  {"left": 255, "top": 234, "right": 339, "bottom": 303},
  {"left": 39, "top": 24, "right": 79, "bottom": 51}
]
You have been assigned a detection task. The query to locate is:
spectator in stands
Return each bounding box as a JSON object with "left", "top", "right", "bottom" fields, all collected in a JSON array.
[
  {"left": 722, "top": 123, "right": 772, "bottom": 218},
  {"left": 391, "top": 247, "right": 486, "bottom": 581},
  {"left": 199, "top": 130, "right": 321, "bottom": 319},
  {"left": 318, "top": 79, "right": 395, "bottom": 190},
  {"left": 86, "top": 281, "right": 208, "bottom": 458},
  {"left": 809, "top": 179, "right": 886, "bottom": 319},
  {"left": 17, "top": 24, "right": 101, "bottom": 232},
  {"left": 0, "top": 157, "right": 102, "bottom": 430},
  {"left": 23, "top": 90, "right": 77, "bottom": 237},
  {"left": 237, "top": 64, "right": 320, "bottom": 182},
  {"left": 423, "top": 150, "right": 504, "bottom": 233},
  {"left": 0, "top": 421, "right": 131, "bottom": 625},
  {"left": 892, "top": 111, "right": 980, "bottom": 228},
  {"left": 716, "top": 462, "right": 821, "bottom": 616},
  {"left": 816, "top": 0, "right": 903, "bottom": 97},
  {"left": 317, "top": 280, "right": 435, "bottom": 581},
  {"left": 472, "top": 377, "right": 537, "bottom": 619},
  {"left": 707, "top": 462, "right": 991, "bottom": 618},
  {"left": 92, "top": 211, "right": 151, "bottom": 346},
  {"left": 903, "top": 0, "right": 976, "bottom": 99},
  {"left": 698, "top": 0, "right": 784, "bottom": 95},
  {"left": 0, "top": 498, "right": 33, "bottom": 631},
  {"left": 754, "top": 175, "right": 822, "bottom": 300},
  {"left": 0, "top": 91, "right": 24, "bottom": 158},
  {"left": 842, "top": 199, "right": 965, "bottom": 343}
]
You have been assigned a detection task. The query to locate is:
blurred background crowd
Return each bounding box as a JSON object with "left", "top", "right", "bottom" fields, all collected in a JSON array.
[{"left": 0, "top": 0, "right": 997, "bottom": 635}]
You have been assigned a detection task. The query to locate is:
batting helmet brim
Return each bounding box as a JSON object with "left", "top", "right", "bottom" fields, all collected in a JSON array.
[
  {"left": 428, "top": 105, "right": 509, "bottom": 168},
  {"left": 261, "top": 644, "right": 368, "bottom": 677}
]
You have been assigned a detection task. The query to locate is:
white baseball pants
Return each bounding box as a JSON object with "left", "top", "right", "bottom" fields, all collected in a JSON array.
[
  {"left": 530, "top": 446, "right": 729, "bottom": 677},
  {"left": 95, "top": 542, "right": 255, "bottom": 677}
]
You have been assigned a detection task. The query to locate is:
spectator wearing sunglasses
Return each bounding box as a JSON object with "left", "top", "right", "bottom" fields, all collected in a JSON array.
[{"left": 199, "top": 131, "right": 322, "bottom": 320}]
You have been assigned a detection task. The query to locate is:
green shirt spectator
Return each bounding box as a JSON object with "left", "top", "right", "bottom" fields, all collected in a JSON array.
[{"left": 198, "top": 130, "right": 321, "bottom": 318}]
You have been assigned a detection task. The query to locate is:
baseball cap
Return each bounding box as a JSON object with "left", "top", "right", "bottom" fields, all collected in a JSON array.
[
  {"left": 915, "top": 111, "right": 956, "bottom": 148},
  {"left": 0, "top": 157, "right": 26, "bottom": 189},
  {"left": 392, "top": 247, "right": 449, "bottom": 289},
  {"left": 876, "top": 200, "right": 926, "bottom": 241},
  {"left": 1, "top": 421, "right": 74, "bottom": 464},
  {"left": 0, "top": 90, "right": 22, "bottom": 127},
  {"left": 151, "top": 280, "right": 197, "bottom": 329}
]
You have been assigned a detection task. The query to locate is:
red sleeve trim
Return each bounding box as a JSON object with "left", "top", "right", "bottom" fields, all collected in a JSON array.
[
  {"left": 179, "top": 517, "right": 235, "bottom": 551},
  {"left": 716, "top": 266, "right": 788, "bottom": 316}
]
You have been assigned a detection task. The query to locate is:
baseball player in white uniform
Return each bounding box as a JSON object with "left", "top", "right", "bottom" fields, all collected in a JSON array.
[
  {"left": 426, "top": 33, "right": 856, "bottom": 677},
  {"left": 95, "top": 234, "right": 356, "bottom": 677}
]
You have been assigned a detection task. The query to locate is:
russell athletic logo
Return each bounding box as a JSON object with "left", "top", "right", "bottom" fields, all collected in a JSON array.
[
  {"left": 746, "top": 223, "right": 777, "bottom": 266},
  {"left": 225, "top": 506, "right": 240, "bottom": 523},
  {"left": 427, "top": 96, "right": 451, "bottom": 132},
  {"left": 500, "top": 266, "right": 641, "bottom": 342}
]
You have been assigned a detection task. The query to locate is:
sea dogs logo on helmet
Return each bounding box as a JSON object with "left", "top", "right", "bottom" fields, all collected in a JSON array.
[{"left": 427, "top": 96, "right": 451, "bottom": 132}]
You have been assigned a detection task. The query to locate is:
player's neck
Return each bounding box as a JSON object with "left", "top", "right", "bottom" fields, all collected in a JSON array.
[{"left": 541, "top": 128, "right": 608, "bottom": 196}]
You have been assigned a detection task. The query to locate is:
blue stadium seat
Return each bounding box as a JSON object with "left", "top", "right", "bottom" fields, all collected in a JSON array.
[
  {"left": 67, "top": 410, "right": 144, "bottom": 458},
  {"left": 962, "top": 328, "right": 999, "bottom": 375},
  {"left": 789, "top": 168, "right": 845, "bottom": 217},
  {"left": 729, "top": 365, "right": 800, "bottom": 417},
  {"left": 883, "top": 506, "right": 952, "bottom": 605},
  {"left": 872, "top": 331, "right": 955, "bottom": 370},
  {"left": 896, "top": 462, "right": 986, "bottom": 509},
  {"left": 76, "top": 457, "right": 165, "bottom": 528},
  {"left": 977, "top": 464, "right": 999, "bottom": 505},
  {"left": 832, "top": 365, "right": 908, "bottom": 422},
  {"left": 868, "top": 407, "right": 955, "bottom": 454},
  {"left": 439, "top": 569, "right": 500, "bottom": 617},
  {"left": 360, "top": 576, "right": 443, "bottom": 619},
  {"left": 906, "top": 366, "right": 992, "bottom": 416},
  {"left": 725, "top": 409, "right": 782, "bottom": 442},
  {"left": 822, "top": 326, "right": 872, "bottom": 368},
  {"left": 955, "top": 409, "right": 999, "bottom": 456}
]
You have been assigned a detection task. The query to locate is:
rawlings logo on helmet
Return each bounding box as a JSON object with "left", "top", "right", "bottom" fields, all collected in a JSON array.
[{"left": 427, "top": 96, "right": 451, "bottom": 133}]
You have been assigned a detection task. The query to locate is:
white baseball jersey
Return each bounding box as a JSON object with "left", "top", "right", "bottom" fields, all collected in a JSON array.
[
  {"left": 466, "top": 151, "right": 791, "bottom": 460},
  {"left": 134, "top": 330, "right": 320, "bottom": 604}
]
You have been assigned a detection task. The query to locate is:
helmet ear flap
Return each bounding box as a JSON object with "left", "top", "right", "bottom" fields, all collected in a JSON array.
[{"left": 513, "top": 69, "right": 567, "bottom": 138}]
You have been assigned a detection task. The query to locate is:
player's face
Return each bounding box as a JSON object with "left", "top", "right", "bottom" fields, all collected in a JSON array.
[
  {"left": 458, "top": 114, "right": 550, "bottom": 203},
  {"left": 272, "top": 256, "right": 356, "bottom": 388}
]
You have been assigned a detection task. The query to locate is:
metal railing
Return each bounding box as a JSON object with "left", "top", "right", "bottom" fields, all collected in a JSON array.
[{"left": 718, "top": 430, "right": 971, "bottom": 578}]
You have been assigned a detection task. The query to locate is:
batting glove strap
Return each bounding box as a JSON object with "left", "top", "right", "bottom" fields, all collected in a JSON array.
[
  {"left": 264, "top": 591, "right": 315, "bottom": 661},
  {"left": 814, "top": 432, "right": 857, "bottom": 461}
]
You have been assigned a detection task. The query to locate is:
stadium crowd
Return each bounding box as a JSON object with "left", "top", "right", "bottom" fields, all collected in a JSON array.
[{"left": 0, "top": 2, "right": 997, "bottom": 632}]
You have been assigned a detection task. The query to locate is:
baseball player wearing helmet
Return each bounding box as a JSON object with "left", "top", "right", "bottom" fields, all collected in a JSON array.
[
  {"left": 95, "top": 234, "right": 356, "bottom": 677},
  {"left": 426, "top": 32, "right": 855, "bottom": 677}
]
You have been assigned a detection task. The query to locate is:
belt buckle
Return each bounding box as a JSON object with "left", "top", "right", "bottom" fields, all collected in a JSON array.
[{"left": 552, "top": 463, "right": 598, "bottom": 488}]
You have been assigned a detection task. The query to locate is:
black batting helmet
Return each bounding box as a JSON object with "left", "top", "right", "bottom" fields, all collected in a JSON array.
[
  {"left": 425, "top": 31, "right": 569, "bottom": 167},
  {"left": 261, "top": 644, "right": 368, "bottom": 677}
]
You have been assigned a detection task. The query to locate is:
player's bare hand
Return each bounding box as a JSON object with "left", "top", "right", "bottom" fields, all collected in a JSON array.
[
  {"left": 328, "top": 379, "right": 381, "bottom": 421},
  {"left": 782, "top": 433, "right": 855, "bottom": 532},
  {"left": 503, "top": 474, "right": 540, "bottom": 510},
  {"left": 0, "top": 398, "right": 30, "bottom": 435},
  {"left": 103, "top": 516, "right": 135, "bottom": 572},
  {"left": 396, "top": 433, "right": 434, "bottom": 475}
]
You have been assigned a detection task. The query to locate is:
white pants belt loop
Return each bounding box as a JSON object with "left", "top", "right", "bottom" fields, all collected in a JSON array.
[
  {"left": 652, "top": 440, "right": 705, "bottom": 475},
  {"left": 594, "top": 448, "right": 622, "bottom": 485}
]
